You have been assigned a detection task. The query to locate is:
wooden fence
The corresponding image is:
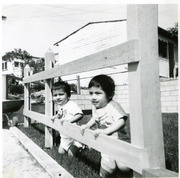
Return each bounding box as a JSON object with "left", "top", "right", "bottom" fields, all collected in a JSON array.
[{"left": 23, "top": 5, "right": 178, "bottom": 178}]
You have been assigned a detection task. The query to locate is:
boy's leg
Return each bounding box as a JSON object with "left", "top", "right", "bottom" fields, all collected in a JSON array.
[
  {"left": 100, "top": 154, "right": 115, "bottom": 178},
  {"left": 116, "top": 161, "right": 130, "bottom": 172},
  {"left": 73, "top": 140, "right": 83, "bottom": 148},
  {"left": 60, "top": 134, "right": 73, "bottom": 155},
  {"left": 58, "top": 145, "right": 66, "bottom": 154},
  {"left": 100, "top": 167, "right": 114, "bottom": 178},
  {"left": 68, "top": 145, "right": 79, "bottom": 156}
]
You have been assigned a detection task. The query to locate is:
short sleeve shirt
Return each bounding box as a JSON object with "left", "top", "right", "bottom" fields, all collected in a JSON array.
[
  {"left": 92, "top": 100, "right": 129, "bottom": 140},
  {"left": 56, "top": 100, "right": 83, "bottom": 121}
]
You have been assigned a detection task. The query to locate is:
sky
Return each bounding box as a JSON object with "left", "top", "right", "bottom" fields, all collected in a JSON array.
[{"left": 2, "top": 3, "right": 178, "bottom": 58}]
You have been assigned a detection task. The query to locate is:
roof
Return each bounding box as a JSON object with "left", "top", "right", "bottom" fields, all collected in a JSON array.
[
  {"left": 4, "top": 74, "right": 23, "bottom": 81},
  {"left": 54, "top": 19, "right": 177, "bottom": 46},
  {"left": 158, "top": 26, "right": 178, "bottom": 41},
  {"left": 54, "top": 19, "right": 126, "bottom": 46}
]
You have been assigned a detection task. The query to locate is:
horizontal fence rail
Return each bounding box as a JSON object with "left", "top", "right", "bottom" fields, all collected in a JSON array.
[
  {"left": 23, "top": 40, "right": 139, "bottom": 84},
  {"left": 24, "top": 109, "right": 145, "bottom": 173}
]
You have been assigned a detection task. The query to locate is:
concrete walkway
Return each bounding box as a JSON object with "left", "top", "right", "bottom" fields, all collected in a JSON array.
[
  {"left": 2, "top": 127, "right": 74, "bottom": 178},
  {"left": 2, "top": 128, "right": 51, "bottom": 178}
]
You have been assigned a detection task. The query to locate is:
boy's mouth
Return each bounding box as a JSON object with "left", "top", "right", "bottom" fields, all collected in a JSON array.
[
  {"left": 56, "top": 100, "right": 62, "bottom": 103},
  {"left": 92, "top": 101, "right": 99, "bottom": 105}
]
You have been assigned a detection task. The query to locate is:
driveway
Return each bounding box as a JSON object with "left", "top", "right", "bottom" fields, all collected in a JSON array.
[{"left": 2, "top": 128, "right": 51, "bottom": 178}]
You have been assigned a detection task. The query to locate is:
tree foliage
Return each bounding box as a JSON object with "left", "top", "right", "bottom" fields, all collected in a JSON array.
[
  {"left": 2, "top": 49, "right": 32, "bottom": 64},
  {"left": 167, "top": 22, "right": 178, "bottom": 38}
]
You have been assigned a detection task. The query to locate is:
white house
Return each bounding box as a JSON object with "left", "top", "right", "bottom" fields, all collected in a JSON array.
[
  {"left": 2, "top": 58, "right": 24, "bottom": 78},
  {"left": 2, "top": 58, "right": 24, "bottom": 100},
  {"left": 53, "top": 20, "right": 178, "bottom": 83}
]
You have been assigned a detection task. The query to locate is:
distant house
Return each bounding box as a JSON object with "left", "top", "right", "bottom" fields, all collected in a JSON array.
[
  {"left": 53, "top": 20, "right": 178, "bottom": 79},
  {"left": 2, "top": 58, "right": 24, "bottom": 100},
  {"left": 2, "top": 58, "right": 24, "bottom": 78}
]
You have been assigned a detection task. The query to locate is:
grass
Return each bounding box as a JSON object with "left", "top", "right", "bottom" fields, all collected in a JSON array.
[
  {"left": 16, "top": 113, "right": 178, "bottom": 177},
  {"left": 162, "top": 113, "right": 178, "bottom": 173},
  {"left": 17, "top": 115, "right": 102, "bottom": 178}
]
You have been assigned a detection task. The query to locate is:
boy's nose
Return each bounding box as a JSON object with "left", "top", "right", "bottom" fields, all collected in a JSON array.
[
  {"left": 91, "top": 94, "right": 97, "bottom": 100},
  {"left": 55, "top": 95, "right": 60, "bottom": 99}
]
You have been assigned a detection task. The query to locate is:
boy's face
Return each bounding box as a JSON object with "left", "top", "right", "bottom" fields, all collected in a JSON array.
[
  {"left": 53, "top": 88, "right": 69, "bottom": 106},
  {"left": 89, "top": 86, "right": 108, "bottom": 109}
]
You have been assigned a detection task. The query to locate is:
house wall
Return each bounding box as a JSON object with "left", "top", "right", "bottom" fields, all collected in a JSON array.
[
  {"left": 2, "top": 75, "right": 7, "bottom": 100},
  {"left": 158, "top": 34, "right": 178, "bottom": 78},
  {"left": 2, "top": 59, "right": 24, "bottom": 77},
  {"left": 160, "top": 79, "right": 178, "bottom": 113},
  {"left": 54, "top": 22, "right": 178, "bottom": 79},
  {"left": 159, "top": 57, "right": 169, "bottom": 77},
  {"left": 55, "top": 21, "right": 127, "bottom": 65},
  {"left": 2, "top": 61, "right": 13, "bottom": 75},
  {"left": 71, "top": 79, "right": 178, "bottom": 113}
]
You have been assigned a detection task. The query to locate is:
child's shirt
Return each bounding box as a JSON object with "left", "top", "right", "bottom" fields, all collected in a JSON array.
[
  {"left": 92, "top": 100, "right": 129, "bottom": 141},
  {"left": 56, "top": 100, "right": 83, "bottom": 121}
]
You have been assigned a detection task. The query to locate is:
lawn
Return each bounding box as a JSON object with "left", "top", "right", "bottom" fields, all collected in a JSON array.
[{"left": 17, "top": 113, "right": 178, "bottom": 177}]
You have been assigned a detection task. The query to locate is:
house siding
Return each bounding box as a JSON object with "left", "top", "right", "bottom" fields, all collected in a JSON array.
[
  {"left": 56, "top": 21, "right": 127, "bottom": 65},
  {"left": 54, "top": 21, "right": 178, "bottom": 79}
]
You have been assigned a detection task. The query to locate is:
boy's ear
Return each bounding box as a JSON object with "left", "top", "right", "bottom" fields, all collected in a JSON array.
[{"left": 108, "top": 92, "right": 114, "bottom": 100}]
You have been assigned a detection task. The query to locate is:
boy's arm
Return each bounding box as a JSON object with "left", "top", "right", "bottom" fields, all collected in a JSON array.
[
  {"left": 83, "top": 116, "right": 96, "bottom": 129},
  {"left": 104, "top": 118, "right": 125, "bottom": 135},
  {"left": 68, "top": 113, "right": 83, "bottom": 123},
  {"left": 95, "top": 118, "right": 125, "bottom": 136}
]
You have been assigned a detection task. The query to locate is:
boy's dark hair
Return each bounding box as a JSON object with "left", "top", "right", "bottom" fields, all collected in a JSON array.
[
  {"left": 88, "top": 74, "right": 115, "bottom": 101},
  {"left": 52, "top": 81, "right": 71, "bottom": 97}
]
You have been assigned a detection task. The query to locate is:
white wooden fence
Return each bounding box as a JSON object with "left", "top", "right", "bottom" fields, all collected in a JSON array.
[{"left": 23, "top": 5, "right": 178, "bottom": 178}]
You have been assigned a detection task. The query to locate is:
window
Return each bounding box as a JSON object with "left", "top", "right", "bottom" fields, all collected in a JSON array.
[
  {"left": 20, "top": 63, "right": 24, "bottom": 68},
  {"left": 158, "top": 40, "right": 167, "bottom": 58},
  {"left": 14, "top": 62, "right": 19, "bottom": 67},
  {"left": 2, "top": 62, "right": 7, "bottom": 70}
]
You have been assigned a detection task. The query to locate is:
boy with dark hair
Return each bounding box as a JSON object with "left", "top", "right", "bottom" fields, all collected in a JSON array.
[
  {"left": 52, "top": 81, "right": 83, "bottom": 156},
  {"left": 81, "top": 74, "right": 130, "bottom": 177}
]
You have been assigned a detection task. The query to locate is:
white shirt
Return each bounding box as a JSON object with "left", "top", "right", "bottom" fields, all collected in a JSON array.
[
  {"left": 56, "top": 100, "right": 83, "bottom": 121},
  {"left": 92, "top": 100, "right": 128, "bottom": 140}
]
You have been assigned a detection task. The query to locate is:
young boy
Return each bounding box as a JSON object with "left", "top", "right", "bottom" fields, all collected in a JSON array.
[
  {"left": 81, "top": 74, "right": 130, "bottom": 177},
  {"left": 51, "top": 81, "right": 83, "bottom": 156}
]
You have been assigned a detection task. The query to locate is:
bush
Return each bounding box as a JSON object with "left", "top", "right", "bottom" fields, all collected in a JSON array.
[
  {"left": 162, "top": 113, "right": 178, "bottom": 172},
  {"left": 31, "top": 82, "right": 45, "bottom": 91},
  {"left": 9, "top": 84, "right": 24, "bottom": 94}
]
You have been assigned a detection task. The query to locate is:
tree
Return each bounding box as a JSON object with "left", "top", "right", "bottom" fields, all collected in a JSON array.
[
  {"left": 167, "top": 22, "right": 178, "bottom": 38},
  {"left": 2, "top": 48, "right": 45, "bottom": 77},
  {"left": 2, "top": 49, "right": 32, "bottom": 64},
  {"left": 33, "top": 58, "right": 45, "bottom": 73}
]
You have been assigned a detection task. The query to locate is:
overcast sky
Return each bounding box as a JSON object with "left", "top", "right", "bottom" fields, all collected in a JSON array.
[{"left": 2, "top": 4, "right": 178, "bottom": 57}]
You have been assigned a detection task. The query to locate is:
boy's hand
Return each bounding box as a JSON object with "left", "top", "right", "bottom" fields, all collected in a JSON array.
[
  {"left": 59, "top": 119, "right": 65, "bottom": 125},
  {"left": 80, "top": 125, "right": 87, "bottom": 135},
  {"left": 93, "top": 129, "right": 104, "bottom": 139},
  {"left": 51, "top": 115, "right": 58, "bottom": 122}
]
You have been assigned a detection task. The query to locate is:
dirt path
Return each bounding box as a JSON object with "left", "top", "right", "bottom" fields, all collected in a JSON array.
[{"left": 2, "top": 128, "right": 51, "bottom": 178}]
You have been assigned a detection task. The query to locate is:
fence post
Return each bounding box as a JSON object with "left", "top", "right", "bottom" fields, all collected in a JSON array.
[
  {"left": 127, "top": 4, "right": 165, "bottom": 175},
  {"left": 24, "top": 64, "right": 31, "bottom": 127},
  {"left": 76, "top": 75, "right": 81, "bottom": 94},
  {"left": 44, "top": 49, "right": 54, "bottom": 148}
]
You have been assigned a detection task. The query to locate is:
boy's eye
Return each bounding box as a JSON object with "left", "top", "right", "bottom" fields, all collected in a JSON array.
[
  {"left": 89, "top": 92, "right": 93, "bottom": 95},
  {"left": 58, "top": 93, "right": 64, "bottom": 96},
  {"left": 53, "top": 94, "right": 57, "bottom": 97},
  {"left": 95, "top": 92, "right": 102, "bottom": 95}
]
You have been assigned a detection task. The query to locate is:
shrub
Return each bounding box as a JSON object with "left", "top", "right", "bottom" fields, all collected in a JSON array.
[
  {"left": 31, "top": 82, "right": 45, "bottom": 91},
  {"left": 9, "top": 84, "right": 24, "bottom": 94}
]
